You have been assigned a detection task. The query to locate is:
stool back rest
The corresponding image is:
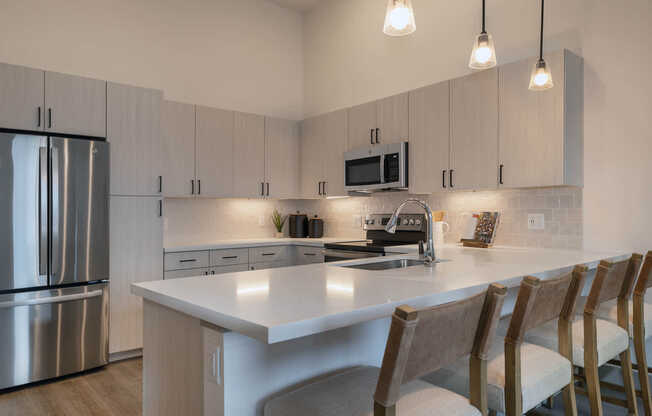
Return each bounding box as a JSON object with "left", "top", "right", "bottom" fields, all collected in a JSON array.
[
  {"left": 373, "top": 283, "right": 507, "bottom": 408},
  {"left": 633, "top": 251, "right": 652, "bottom": 296},
  {"left": 506, "top": 266, "right": 587, "bottom": 343},
  {"left": 584, "top": 255, "right": 643, "bottom": 316}
]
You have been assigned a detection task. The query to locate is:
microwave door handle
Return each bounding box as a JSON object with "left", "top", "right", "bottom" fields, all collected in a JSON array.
[{"left": 380, "top": 154, "right": 386, "bottom": 184}]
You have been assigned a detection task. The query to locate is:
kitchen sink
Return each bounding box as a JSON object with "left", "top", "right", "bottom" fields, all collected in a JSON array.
[{"left": 341, "top": 258, "right": 428, "bottom": 271}]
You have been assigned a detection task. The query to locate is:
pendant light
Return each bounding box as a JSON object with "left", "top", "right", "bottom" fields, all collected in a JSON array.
[
  {"left": 529, "top": 0, "right": 554, "bottom": 90},
  {"left": 383, "top": 0, "right": 416, "bottom": 37},
  {"left": 469, "top": 0, "right": 497, "bottom": 70}
]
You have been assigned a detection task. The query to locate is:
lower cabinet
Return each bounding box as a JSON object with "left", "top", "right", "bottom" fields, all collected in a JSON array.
[
  {"left": 294, "top": 246, "right": 325, "bottom": 265},
  {"left": 110, "top": 196, "right": 163, "bottom": 354},
  {"left": 164, "top": 265, "right": 249, "bottom": 280}
]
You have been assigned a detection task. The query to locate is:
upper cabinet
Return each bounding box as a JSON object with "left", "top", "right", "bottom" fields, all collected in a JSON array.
[
  {"left": 195, "top": 106, "right": 234, "bottom": 198},
  {"left": 347, "top": 93, "right": 408, "bottom": 150},
  {"left": 409, "top": 81, "right": 450, "bottom": 194},
  {"left": 450, "top": 68, "right": 499, "bottom": 191},
  {"left": 45, "top": 72, "right": 106, "bottom": 137},
  {"left": 233, "top": 112, "right": 266, "bottom": 198},
  {"left": 162, "top": 101, "right": 196, "bottom": 197},
  {"left": 107, "top": 82, "right": 163, "bottom": 196},
  {"left": 0, "top": 63, "right": 45, "bottom": 131},
  {"left": 0, "top": 63, "right": 105, "bottom": 136},
  {"left": 300, "top": 110, "right": 348, "bottom": 198},
  {"left": 265, "top": 118, "right": 300, "bottom": 199},
  {"left": 499, "top": 49, "right": 583, "bottom": 188}
]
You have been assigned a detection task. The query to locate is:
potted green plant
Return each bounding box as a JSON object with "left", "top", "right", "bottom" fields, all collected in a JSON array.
[{"left": 271, "top": 209, "right": 287, "bottom": 238}]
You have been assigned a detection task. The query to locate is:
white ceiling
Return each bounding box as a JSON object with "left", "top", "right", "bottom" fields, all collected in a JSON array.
[{"left": 270, "top": 0, "right": 324, "bottom": 13}]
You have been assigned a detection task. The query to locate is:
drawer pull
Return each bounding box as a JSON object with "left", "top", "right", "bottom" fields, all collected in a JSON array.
[
  {"left": 303, "top": 253, "right": 316, "bottom": 256},
  {"left": 222, "top": 256, "right": 238, "bottom": 259},
  {"left": 262, "top": 253, "right": 276, "bottom": 256},
  {"left": 179, "top": 259, "right": 197, "bottom": 263}
]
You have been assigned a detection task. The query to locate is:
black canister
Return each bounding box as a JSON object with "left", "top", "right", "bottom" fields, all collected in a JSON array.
[
  {"left": 289, "top": 213, "right": 308, "bottom": 238},
  {"left": 308, "top": 215, "right": 324, "bottom": 238}
]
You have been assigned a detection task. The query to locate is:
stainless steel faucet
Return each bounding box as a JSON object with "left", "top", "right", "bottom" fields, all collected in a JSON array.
[{"left": 385, "top": 198, "right": 435, "bottom": 266}]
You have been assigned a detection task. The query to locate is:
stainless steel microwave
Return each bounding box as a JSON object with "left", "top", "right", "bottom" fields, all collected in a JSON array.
[{"left": 344, "top": 142, "right": 408, "bottom": 192}]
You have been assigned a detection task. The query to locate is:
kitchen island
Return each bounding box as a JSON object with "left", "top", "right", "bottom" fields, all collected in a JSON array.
[{"left": 132, "top": 245, "right": 627, "bottom": 416}]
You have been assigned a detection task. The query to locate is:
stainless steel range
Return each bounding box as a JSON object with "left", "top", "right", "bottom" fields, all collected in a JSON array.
[{"left": 323, "top": 213, "right": 426, "bottom": 262}]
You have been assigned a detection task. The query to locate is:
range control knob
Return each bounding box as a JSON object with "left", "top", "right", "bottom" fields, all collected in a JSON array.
[
  {"left": 415, "top": 219, "right": 422, "bottom": 226},
  {"left": 409, "top": 219, "right": 416, "bottom": 225}
]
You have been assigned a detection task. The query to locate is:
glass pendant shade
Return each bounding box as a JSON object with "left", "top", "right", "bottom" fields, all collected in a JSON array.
[
  {"left": 528, "top": 59, "right": 554, "bottom": 91},
  {"left": 383, "top": 0, "right": 416, "bottom": 37},
  {"left": 468, "top": 32, "right": 497, "bottom": 69}
]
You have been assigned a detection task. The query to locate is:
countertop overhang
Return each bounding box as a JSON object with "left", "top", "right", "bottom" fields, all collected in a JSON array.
[{"left": 132, "top": 245, "right": 628, "bottom": 344}]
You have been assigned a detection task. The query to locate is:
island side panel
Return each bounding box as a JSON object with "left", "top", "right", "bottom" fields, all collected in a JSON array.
[{"left": 143, "top": 300, "right": 203, "bottom": 416}]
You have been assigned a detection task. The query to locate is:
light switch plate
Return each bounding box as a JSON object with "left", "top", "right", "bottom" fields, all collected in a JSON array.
[{"left": 528, "top": 213, "right": 545, "bottom": 230}]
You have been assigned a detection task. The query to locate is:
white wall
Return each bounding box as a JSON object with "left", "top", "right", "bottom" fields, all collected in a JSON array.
[
  {"left": 304, "top": 0, "right": 652, "bottom": 253},
  {"left": 0, "top": 0, "right": 304, "bottom": 120}
]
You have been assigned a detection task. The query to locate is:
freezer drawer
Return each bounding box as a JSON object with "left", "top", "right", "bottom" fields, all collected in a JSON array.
[{"left": 0, "top": 282, "right": 109, "bottom": 390}]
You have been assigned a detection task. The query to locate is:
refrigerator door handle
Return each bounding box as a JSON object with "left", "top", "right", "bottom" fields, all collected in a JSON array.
[
  {"left": 38, "top": 146, "right": 48, "bottom": 278},
  {"left": 0, "top": 289, "right": 103, "bottom": 309}
]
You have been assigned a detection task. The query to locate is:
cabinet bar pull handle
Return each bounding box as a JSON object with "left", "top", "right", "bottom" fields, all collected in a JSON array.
[
  {"left": 323, "top": 181, "right": 327, "bottom": 195},
  {"left": 262, "top": 253, "right": 275, "bottom": 256},
  {"left": 179, "top": 259, "right": 197, "bottom": 263},
  {"left": 191, "top": 180, "right": 195, "bottom": 195},
  {"left": 370, "top": 129, "right": 374, "bottom": 144},
  {"left": 449, "top": 169, "right": 454, "bottom": 188},
  {"left": 499, "top": 164, "right": 504, "bottom": 185},
  {"left": 261, "top": 182, "right": 265, "bottom": 196},
  {"left": 198, "top": 179, "right": 201, "bottom": 195},
  {"left": 375, "top": 128, "right": 380, "bottom": 144},
  {"left": 304, "top": 253, "right": 316, "bottom": 256},
  {"left": 442, "top": 170, "right": 447, "bottom": 188},
  {"left": 37, "top": 107, "right": 41, "bottom": 127},
  {"left": 48, "top": 108, "right": 52, "bottom": 129},
  {"left": 266, "top": 182, "right": 270, "bottom": 196},
  {"left": 211, "top": 270, "right": 216, "bottom": 275},
  {"left": 159, "top": 200, "right": 163, "bottom": 217},
  {"left": 158, "top": 176, "right": 163, "bottom": 193},
  {"left": 222, "top": 256, "right": 238, "bottom": 259},
  {"left": 318, "top": 181, "right": 322, "bottom": 195}
]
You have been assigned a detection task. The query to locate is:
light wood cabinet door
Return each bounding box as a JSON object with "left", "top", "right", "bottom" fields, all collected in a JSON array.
[
  {"left": 0, "top": 63, "right": 44, "bottom": 131},
  {"left": 347, "top": 101, "right": 377, "bottom": 150},
  {"left": 195, "top": 106, "right": 234, "bottom": 197},
  {"left": 450, "top": 68, "right": 499, "bottom": 191},
  {"left": 45, "top": 71, "right": 106, "bottom": 137},
  {"left": 265, "top": 117, "right": 300, "bottom": 199},
  {"left": 233, "top": 112, "right": 266, "bottom": 198},
  {"left": 162, "top": 101, "right": 196, "bottom": 197},
  {"left": 499, "top": 50, "right": 569, "bottom": 188},
  {"left": 299, "top": 117, "right": 323, "bottom": 198},
  {"left": 109, "top": 196, "right": 163, "bottom": 353},
  {"left": 377, "top": 92, "right": 409, "bottom": 144},
  {"left": 107, "top": 83, "right": 163, "bottom": 196},
  {"left": 409, "top": 81, "right": 450, "bottom": 194},
  {"left": 321, "top": 109, "right": 348, "bottom": 197}
]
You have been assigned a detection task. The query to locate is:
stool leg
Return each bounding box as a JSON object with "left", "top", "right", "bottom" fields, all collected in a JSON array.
[
  {"left": 562, "top": 380, "right": 578, "bottom": 416},
  {"left": 585, "top": 315, "right": 604, "bottom": 416},
  {"left": 621, "top": 349, "right": 640, "bottom": 416}
]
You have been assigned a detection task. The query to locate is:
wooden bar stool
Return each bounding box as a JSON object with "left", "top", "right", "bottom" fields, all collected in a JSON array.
[
  {"left": 524, "top": 256, "right": 642, "bottom": 416},
  {"left": 425, "top": 265, "right": 587, "bottom": 416},
  {"left": 597, "top": 251, "right": 652, "bottom": 414},
  {"left": 264, "top": 284, "right": 507, "bottom": 416}
]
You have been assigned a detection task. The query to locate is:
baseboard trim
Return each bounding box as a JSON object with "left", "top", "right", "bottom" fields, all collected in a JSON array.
[{"left": 110, "top": 348, "right": 143, "bottom": 362}]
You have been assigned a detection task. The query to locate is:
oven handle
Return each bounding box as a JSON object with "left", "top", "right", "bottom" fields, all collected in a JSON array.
[
  {"left": 323, "top": 249, "right": 385, "bottom": 261},
  {"left": 380, "top": 153, "right": 386, "bottom": 185}
]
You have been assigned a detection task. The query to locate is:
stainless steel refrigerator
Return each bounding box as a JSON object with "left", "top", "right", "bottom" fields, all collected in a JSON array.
[{"left": 0, "top": 132, "right": 110, "bottom": 390}]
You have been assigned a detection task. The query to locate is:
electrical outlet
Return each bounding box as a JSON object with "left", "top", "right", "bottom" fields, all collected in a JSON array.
[
  {"left": 258, "top": 215, "right": 266, "bottom": 226},
  {"left": 528, "top": 214, "right": 545, "bottom": 230}
]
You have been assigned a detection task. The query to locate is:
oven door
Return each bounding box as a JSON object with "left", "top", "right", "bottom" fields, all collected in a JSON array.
[{"left": 323, "top": 249, "right": 385, "bottom": 263}]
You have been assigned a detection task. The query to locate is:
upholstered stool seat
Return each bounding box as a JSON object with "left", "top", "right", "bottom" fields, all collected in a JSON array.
[
  {"left": 597, "top": 298, "right": 652, "bottom": 338},
  {"left": 264, "top": 366, "right": 481, "bottom": 416},
  {"left": 524, "top": 316, "right": 629, "bottom": 367},
  {"left": 424, "top": 336, "right": 572, "bottom": 414}
]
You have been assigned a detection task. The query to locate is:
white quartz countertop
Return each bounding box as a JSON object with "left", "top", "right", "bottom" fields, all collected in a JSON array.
[
  {"left": 133, "top": 245, "right": 628, "bottom": 344},
  {"left": 165, "top": 237, "right": 362, "bottom": 252}
]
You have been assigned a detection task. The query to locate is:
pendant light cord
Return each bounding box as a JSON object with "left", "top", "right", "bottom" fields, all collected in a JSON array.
[
  {"left": 482, "top": 0, "right": 486, "bottom": 34},
  {"left": 539, "top": 0, "right": 544, "bottom": 61}
]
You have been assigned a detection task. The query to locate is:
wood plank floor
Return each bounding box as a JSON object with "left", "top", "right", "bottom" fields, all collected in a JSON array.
[{"left": 0, "top": 358, "right": 142, "bottom": 416}]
